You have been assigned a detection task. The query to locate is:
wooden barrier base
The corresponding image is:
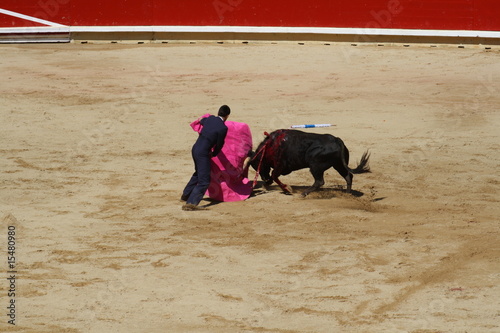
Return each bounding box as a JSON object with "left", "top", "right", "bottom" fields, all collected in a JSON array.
[{"left": 70, "top": 31, "right": 500, "bottom": 46}]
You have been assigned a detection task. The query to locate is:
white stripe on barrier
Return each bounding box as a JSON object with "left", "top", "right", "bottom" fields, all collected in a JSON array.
[
  {"left": 68, "top": 25, "right": 500, "bottom": 38},
  {"left": 1, "top": 25, "right": 500, "bottom": 39},
  {"left": 0, "top": 8, "right": 67, "bottom": 27}
]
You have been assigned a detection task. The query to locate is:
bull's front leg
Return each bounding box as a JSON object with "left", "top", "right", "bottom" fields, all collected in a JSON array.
[
  {"left": 259, "top": 165, "right": 274, "bottom": 188},
  {"left": 272, "top": 169, "right": 293, "bottom": 194}
]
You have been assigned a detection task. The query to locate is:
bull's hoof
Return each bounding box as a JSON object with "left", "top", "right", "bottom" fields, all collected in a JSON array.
[{"left": 282, "top": 184, "right": 294, "bottom": 194}]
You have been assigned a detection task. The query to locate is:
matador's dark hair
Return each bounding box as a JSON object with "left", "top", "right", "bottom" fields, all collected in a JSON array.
[{"left": 218, "top": 105, "right": 231, "bottom": 117}]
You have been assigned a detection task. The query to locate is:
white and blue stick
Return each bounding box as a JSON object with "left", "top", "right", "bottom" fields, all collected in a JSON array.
[{"left": 290, "top": 124, "right": 333, "bottom": 128}]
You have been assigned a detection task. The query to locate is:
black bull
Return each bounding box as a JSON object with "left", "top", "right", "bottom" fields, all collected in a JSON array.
[{"left": 248, "top": 129, "right": 371, "bottom": 196}]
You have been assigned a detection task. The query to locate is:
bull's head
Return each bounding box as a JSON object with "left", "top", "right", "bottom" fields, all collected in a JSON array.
[{"left": 243, "top": 149, "right": 273, "bottom": 186}]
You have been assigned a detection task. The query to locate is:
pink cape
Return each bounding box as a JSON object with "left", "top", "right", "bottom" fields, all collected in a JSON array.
[{"left": 190, "top": 114, "right": 253, "bottom": 202}]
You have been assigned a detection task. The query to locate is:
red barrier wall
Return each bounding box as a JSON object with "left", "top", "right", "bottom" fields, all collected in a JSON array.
[{"left": 1, "top": 0, "right": 499, "bottom": 31}]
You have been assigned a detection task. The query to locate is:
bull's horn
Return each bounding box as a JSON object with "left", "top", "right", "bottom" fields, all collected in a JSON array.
[{"left": 242, "top": 156, "right": 251, "bottom": 169}]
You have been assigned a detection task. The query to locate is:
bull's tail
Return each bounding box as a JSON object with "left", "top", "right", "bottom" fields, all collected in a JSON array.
[{"left": 349, "top": 150, "right": 371, "bottom": 174}]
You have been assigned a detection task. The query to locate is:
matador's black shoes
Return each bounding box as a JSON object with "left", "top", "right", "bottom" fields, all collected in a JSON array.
[{"left": 182, "top": 203, "right": 207, "bottom": 211}]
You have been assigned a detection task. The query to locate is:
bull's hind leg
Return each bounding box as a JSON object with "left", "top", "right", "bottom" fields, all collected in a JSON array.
[
  {"left": 345, "top": 172, "right": 353, "bottom": 193},
  {"left": 302, "top": 166, "right": 326, "bottom": 197},
  {"left": 332, "top": 161, "right": 353, "bottom": 193},
  {"left": 341, "top": 146, "right": 353, "bottom": 192}
]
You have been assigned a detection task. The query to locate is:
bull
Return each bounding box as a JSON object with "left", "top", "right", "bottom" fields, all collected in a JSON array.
[{"left": 246, "top": 129, "right": 370, "bottom": 197}]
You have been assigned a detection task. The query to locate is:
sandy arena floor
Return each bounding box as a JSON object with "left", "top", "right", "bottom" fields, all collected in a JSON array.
[{"left": 1, "top": 42, "right": 499, "bottom": 333}]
